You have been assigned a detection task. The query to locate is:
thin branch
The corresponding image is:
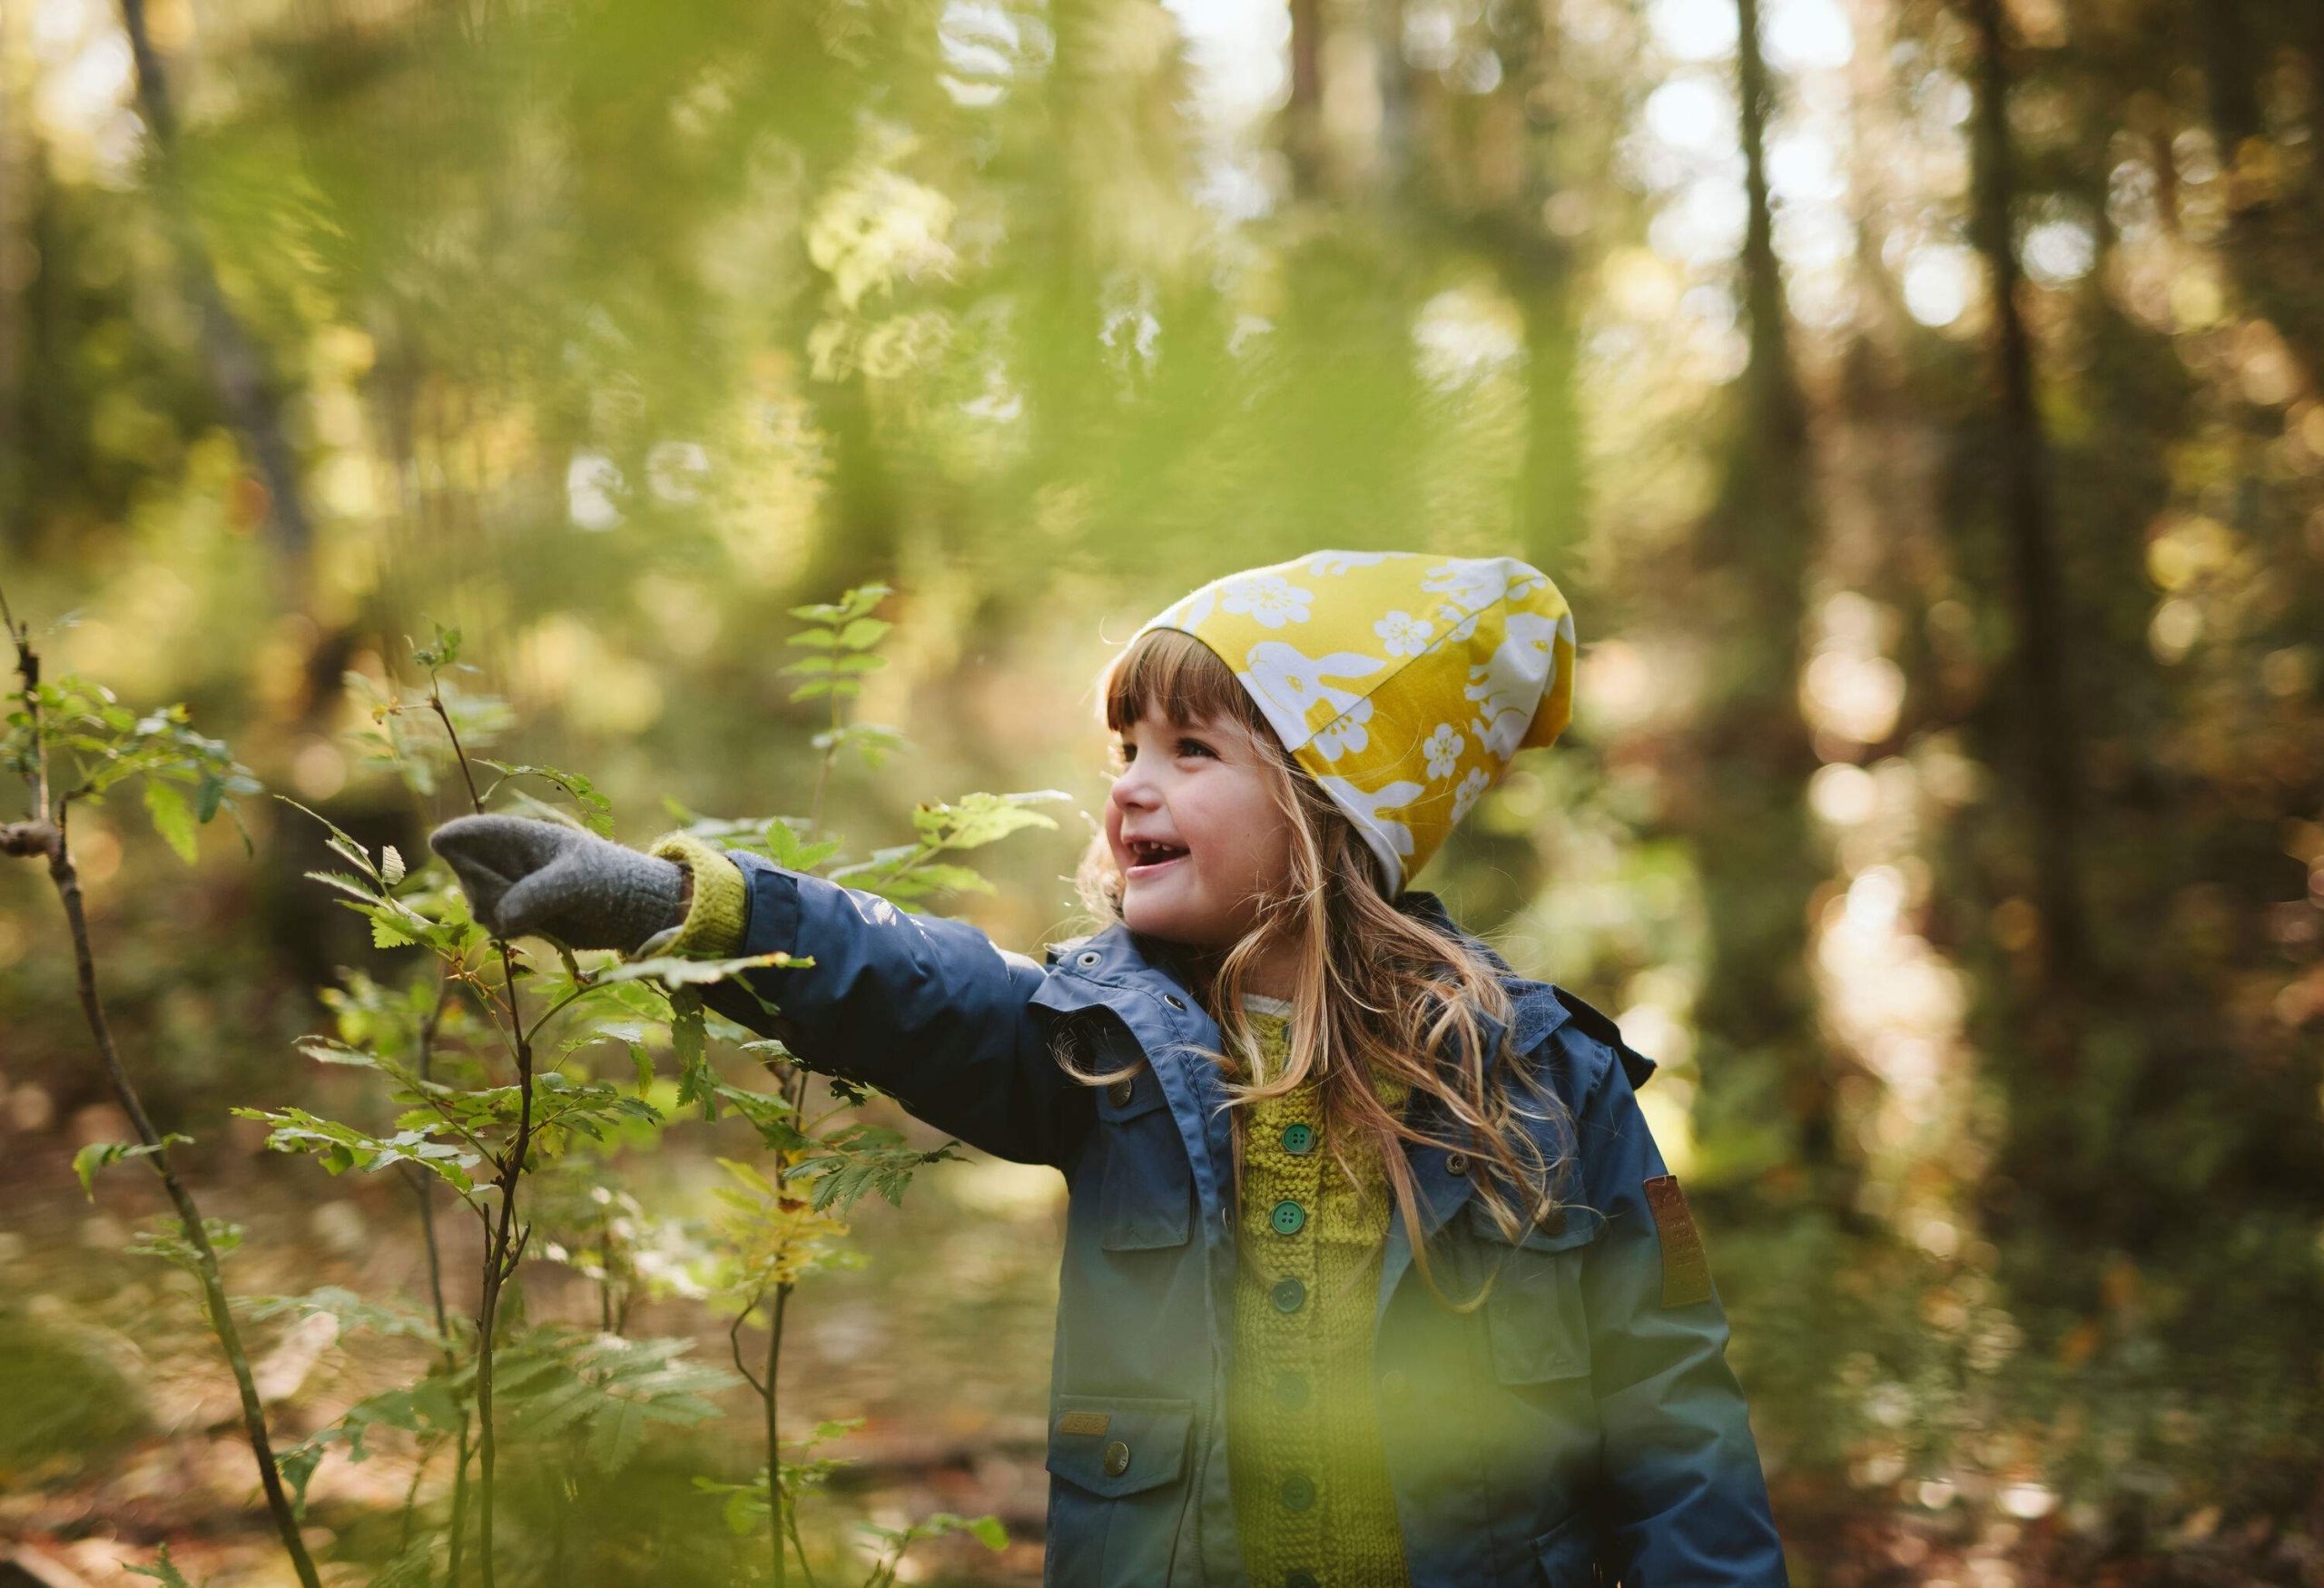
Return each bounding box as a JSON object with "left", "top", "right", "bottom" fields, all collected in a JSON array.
[
  {"left": 428, "top": 688, "right": 486, "bottom": 814},
  {"left": 4, "top": 601, "right": 320, "bottom": 1588},
  {"left": 729, "top": 1297, "right": 767, "bottom": 1399}
]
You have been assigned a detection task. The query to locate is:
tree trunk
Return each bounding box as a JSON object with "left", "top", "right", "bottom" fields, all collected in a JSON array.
[
  {"left": 1678, "top": 0, "right": 1840, "bottom": 1200},
  {"left": 1965, "top": 0, "right": 2089, "bottom": 1018}
]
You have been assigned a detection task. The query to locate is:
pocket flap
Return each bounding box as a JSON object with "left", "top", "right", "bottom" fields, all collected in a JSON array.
[
  {"left": 1531, "top": 1511, "right": 1600, "bottom": 1587},
  {"left": 1044, "top": 1396, "right": 1194, "bottom": 1498},
  {"left": 1097, "top": 1063, "right": 1167, "bottom": 1122}
]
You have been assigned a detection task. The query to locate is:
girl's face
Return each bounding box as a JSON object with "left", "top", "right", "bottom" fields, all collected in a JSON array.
[{"left": 1104, "top": 704, "right": 1296, "bottom": 950}]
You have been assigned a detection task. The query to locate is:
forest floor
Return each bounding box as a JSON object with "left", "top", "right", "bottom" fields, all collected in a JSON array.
[{"left": 2, "top": 1094, "right": 2318, "bottom": 1588}]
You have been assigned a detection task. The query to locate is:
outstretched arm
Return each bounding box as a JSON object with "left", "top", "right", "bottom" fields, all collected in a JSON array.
[
  {"left": 666, "top": 840, "right": 1093, "bottom": 1169},
  {"left": 428, "top": 817, "right": 1094, "bottom": 1169}
]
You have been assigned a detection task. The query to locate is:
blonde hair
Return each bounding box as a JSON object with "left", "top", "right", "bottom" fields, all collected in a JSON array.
[{"left": 1063, "top": 626, "right": 1583, "bottom": 1307}]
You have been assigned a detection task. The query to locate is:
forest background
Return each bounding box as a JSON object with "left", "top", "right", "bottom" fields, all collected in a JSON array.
[{"left": 3, "top": 0, "right": 2321, "bottom": 1583}]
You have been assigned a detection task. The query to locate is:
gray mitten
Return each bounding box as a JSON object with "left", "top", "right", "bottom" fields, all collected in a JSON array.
[{"left": 428, "top": 814, "right": 685, "bottom": 952}]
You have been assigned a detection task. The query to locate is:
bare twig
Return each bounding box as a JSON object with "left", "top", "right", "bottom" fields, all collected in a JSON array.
[
  {"left": 729, "top": 1298, "right": 767, "bottom": 1399},
  {"left": 429, "top": 675, "right": 533, "bottom": 1588},
  {"left": 3, "top": 583, "right": 322, "bottom": 1588},
  {"left": 402, "top": 972, "right": 473, "bottom": 1585}
]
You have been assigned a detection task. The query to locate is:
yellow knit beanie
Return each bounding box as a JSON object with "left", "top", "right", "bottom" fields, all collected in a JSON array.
[{"left": 1130, "top": 549, "right": 1576, "bottom": 894}]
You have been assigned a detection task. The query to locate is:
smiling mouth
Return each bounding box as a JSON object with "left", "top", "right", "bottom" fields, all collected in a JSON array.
[{"left": 1126, "top": 841, "right": 1190, "bottom": 878}]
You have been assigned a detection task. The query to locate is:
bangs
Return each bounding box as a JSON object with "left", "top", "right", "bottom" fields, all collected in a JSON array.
[{"left": 1102, "top": 627, "right": 1265, "bottom": 738}]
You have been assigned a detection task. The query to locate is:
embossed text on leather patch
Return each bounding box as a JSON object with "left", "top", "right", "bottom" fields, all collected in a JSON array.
[
  {"left": 1055, "top": 1411, "right": 1110, "bottom": 1437},
  {"left": 1642, "top": 1174, "right": 1713, "bottom": 1307}
]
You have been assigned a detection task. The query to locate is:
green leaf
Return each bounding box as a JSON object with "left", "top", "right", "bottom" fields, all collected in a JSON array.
[
  {"left": 911, "top": 788, "right": 1070, "bottom": 852},
  {"left": 785, "top": 582, "right": 891, "bottom": 625},
  {"left": 277, "top": 1442, "right": 325, "bottom": 1521},
  {"left": 144, "top": 779, "right": 198, "bottom": 863},
  {"left": 73, "top": 1135, "right": 191, "bottom": 1199},
  {"left": 587, "top": 951, "right": 803, "bottom": 988},
  {"left": 194, "top": 771, "right": 225, "bottom": 824},
  {"left": 476, "top": 760, "right": 615, "bottom": 837},
  {"left": 723, "top": 1487, "right": 762, "bottom": 1535},
  {"left": 126, "top": 1216, "right": 243, "bottom": 1273},
  {"left": 276, "top": 795, "right": 379, "bottom": 878},
  {"left": 380, "top": 844, "right": 406, "bottom": 886},
  {"left": 241, "top": 1287, "right": 441, "bottom": 1341},
  {"left": 126, "top": 1544, "right": 192, "bottom": 1588},
  {"left": 671, "top": 990, "right": 713, "bottom": 1120},
  {"left": 836, "top": 616, "right": 891, "bottom": 649}
]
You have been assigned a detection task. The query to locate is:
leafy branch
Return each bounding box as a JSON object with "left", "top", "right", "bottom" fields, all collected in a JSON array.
[{"left": 0, "top": 578, "right": 320, "bottom": 1588}]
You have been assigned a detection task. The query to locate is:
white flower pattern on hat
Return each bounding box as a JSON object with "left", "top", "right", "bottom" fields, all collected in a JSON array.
[
  {"left": 1374, "top": 609, "right": 1433, "bottom": 657},
  {"left": 1466, "top": 610, "right": 1561, "bottom": 760},
  {"left": 1218, "top": 574, "right": 1312, "bottom": 627},
  {"left": 1451, "top": 766, "right": 1491, "bottom": 823},
  {"left": 1315, "top": 773, "right": 1428, "bottom": 864},
  {"left": 1423, "top": 723, "right": 1464, "bottom": 781},
  {"left": 1311, "top": 697, "right": 1374, "bottom": 761},
  {"left": 1238, "top": 640, "right": 1385, "bottom": 741},
  {"left": 1423, "top": 559, "right": 1518, "bottom": 612},
  {"left": 1307, "top": 550, "right": 1407, "bottom": 577}
]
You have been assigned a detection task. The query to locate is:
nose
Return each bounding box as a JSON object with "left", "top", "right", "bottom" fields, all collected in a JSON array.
[{"left": 1108, "top": 754, "right": 1158, "bottom": 816}]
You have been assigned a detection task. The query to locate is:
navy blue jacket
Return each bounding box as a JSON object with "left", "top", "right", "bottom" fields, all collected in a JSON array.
[{"left": 701, "top": 851, "right": 1791, "bottom": 1588}]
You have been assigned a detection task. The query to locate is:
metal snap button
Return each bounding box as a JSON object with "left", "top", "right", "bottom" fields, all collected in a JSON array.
[
  {"left": 1536, "top": 1203, "right": 1568, "bottom": 1235},
  {"left": 1269, "top": 1199, "right": 1307, "bottom": 1236},
  {"left": 1445, "top": 1151, "right": 1471, "bottom": 1177},
  {"left": 1106, "top": 1078, "right": 1135, "bottom": 1108},
  {"left": 1163, "top": 993, "right": 1186, "bottom": 1010},
  {"left": 1078, "top": 950, "right": 1100, "bottom": 966},
  {"left": 1102, "top": 1440, "right": 1131, "bottom": 1477}
]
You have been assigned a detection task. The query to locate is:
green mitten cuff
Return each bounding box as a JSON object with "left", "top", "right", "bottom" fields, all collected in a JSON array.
[{"left": 641, "top": 832, "right": 749, "bottom": 958}]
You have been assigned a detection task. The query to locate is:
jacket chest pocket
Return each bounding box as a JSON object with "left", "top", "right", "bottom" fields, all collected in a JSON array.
[
  {"left": 1468, "top": 1198, "right": 1604, "bottom": 1385},
  {"left": 1095, "top": 1054, "right": 1192, "bottom": 1252},
  {"left": 1044, "top": 1395, "right": 1196, "bottom": 1586}
]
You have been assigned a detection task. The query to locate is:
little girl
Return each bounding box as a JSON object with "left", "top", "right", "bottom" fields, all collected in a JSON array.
[{"left": 432, "top": 550, "right": 1791, "bottom": 1588}]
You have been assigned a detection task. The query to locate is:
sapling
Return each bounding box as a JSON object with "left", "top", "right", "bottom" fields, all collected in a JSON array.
[
  {"left": 232, "top": 586, "right": 1049, "bottom": 1584},
  {"left": 0, "top": 580, "right": 320, "bottom": 1588},
  {"left": 247, "top": 624, "right": 773, "bottom": 1586},
  {"left": 663, "top": 581, "right": 1059, "bottom": 1586}
]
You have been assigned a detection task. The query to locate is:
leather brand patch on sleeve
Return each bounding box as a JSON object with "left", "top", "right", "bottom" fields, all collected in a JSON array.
[
  {"left": 1055, "top": 1411, "right": 1110, "bottom": 1437},
  {"left": 1642, "top": 1174, "right": 1713, "bottom": 1307}
]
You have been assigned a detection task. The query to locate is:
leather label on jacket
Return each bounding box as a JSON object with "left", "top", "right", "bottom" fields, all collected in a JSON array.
[
  {"left": 1643, "top": 1174, "right": 1713, "bottom": 1307},
  {"left": 1056, "top": 1411, "right": 1112, "bottom": 1436}
]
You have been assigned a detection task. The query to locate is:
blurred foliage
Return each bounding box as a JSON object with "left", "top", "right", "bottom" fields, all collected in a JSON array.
[
  {"left": 3, "top": 0, "right": 2323, "bottom": 1582},
  {"left": 0, "top": 1306, "right": 151, "bottom": 1478}
]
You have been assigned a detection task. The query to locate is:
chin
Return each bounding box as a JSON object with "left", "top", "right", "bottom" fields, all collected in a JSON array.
[{"left": 1120, "top": 890, "right": 1196, "bottom": 942}]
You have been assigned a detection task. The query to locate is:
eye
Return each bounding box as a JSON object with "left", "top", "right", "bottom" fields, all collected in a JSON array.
[{"left": 1177, "top": 737, "right": 1217, "bottom": 759}]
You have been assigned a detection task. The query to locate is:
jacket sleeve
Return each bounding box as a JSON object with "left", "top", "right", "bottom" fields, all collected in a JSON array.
[
  {"left": 693, "top": 849, "right": 1095, "bottom": 1169},
  {"left": 1565, "top": 1026, "right": 1791, "bottom": 1587}
]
